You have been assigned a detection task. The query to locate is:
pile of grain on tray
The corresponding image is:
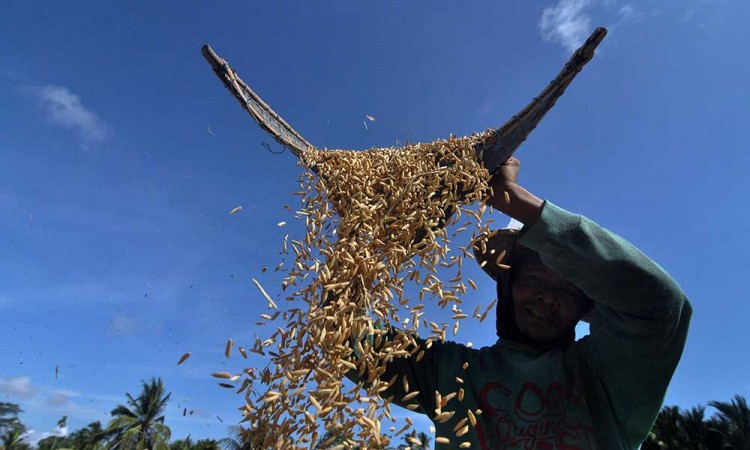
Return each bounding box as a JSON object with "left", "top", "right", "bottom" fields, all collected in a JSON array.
[{"left": 222, "top": 131, "right": 499, "bottom": 449}]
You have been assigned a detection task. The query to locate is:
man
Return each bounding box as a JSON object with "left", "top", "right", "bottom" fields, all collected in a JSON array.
[{"left": 350, "top": 157, "right": 691, "bottom": 449}]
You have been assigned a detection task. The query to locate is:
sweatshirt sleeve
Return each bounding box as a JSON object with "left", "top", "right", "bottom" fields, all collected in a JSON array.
[
  {"left": 519, "top": 201, "right": 692, "bottom": 448},
  {"left": 345, "top": 329, "right": 444, "bottom": 415},
  {"left": 346, "top": 329, "right": 472, "bottom": 418}
]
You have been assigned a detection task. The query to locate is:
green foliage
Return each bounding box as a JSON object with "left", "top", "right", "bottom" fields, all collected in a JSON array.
[
  {"left": 106, "top": 377, "right": 172, "bottom": 450},
  {"left": 644, "top": 395, "right": 750, "bottom": 450},
  {"left": 37, "top": 434, "right": 76, "bottom": 450},
  {"left": 402, "top": 429, "right": 431, "bottom": 450},
  {"left": 0, "top": 402, "right": 26, "bottom": 436},
  {"left": 219, "top": 425, "right": 258, "bottom": 450},
  {"left": 72, "top": 421, "right": 108, "bottom": 450},
  {"left": 6, "top": 375, "right": 749, "bottom": 450},
  {"left": 708, "top": 395, "right": 750, "bottom": 450},
  {"left": 193, "top": 439, "right": 221, "bottom": 450},
  {"left": 0, "top": 426, "right": 31, "bottom": 450},
  {"left": 315, "top": 429, "right": 349, "bottom": 450},
  {"left": 169, "top": 437, "right": 222, "bottom": 450},
  {"left": 416, "top": 431, "right": 431, "bottom": 450},
  {"left": 36, "top": 416, "right": 76, "bottom": 450},
  {"left": 170, "top": 437, "right": 194, "bottom": 450},
  {"left": 0, "top": 403, "right": 29, "bottom": 450}
]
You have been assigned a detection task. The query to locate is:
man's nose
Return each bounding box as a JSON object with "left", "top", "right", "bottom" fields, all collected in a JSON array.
[{"left": 535, "top": 290, "right": 558, "bottom": 308}]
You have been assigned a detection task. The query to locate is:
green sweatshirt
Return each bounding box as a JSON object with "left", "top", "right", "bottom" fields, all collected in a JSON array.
[{"left": 349, "top": 201, "right": 691, "bottom": 449}]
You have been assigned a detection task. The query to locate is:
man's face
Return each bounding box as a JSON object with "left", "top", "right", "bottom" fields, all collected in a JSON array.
[{"left": 512, "top": 263, "right": 589, "bottom": 342}]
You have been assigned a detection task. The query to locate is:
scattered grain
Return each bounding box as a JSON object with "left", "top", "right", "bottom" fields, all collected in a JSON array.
[
  {"left": 177, "top": 352, "right": 191, "bottom": 365},
  {"left": 221, "top": 132, "right": 496, "bottom": 448}
]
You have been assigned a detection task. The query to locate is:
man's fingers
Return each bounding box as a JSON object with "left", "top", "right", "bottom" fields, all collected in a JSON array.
[{"left": 505, "top": 157, "right": 520, "bottom": 168}]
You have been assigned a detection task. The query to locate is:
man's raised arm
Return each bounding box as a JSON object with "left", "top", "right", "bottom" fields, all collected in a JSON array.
[{"left": 489, "top": 157, "right": 692, "bottom": 448}]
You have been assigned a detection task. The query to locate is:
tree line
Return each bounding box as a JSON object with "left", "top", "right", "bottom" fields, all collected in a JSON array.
[
  {"left": 642, "top": 395, "right": 750, "bottom": 450},
  {"left": 0, "top": 378, "right": 243, "bottom": 450},
  {"left": 1, "top": 379, "right": 748, "bottom": 449}
]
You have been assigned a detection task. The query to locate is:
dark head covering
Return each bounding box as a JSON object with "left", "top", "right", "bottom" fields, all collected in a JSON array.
[{"left": 472, "top": 229, "right": 593, "bottom": 349}]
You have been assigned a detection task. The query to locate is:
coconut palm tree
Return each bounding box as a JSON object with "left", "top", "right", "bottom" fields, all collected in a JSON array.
[
  {"left": 219, "top": 425, "right": 259, "bottom": 450},
  {"left": 708, "top": 395, "right": 750, "bottom": 450},
  {"left": 0, "top": 426, "right": 31, "bottom": 450},
  {"left": 106, "top": 377, "right": 172, "bottom": 450},
  {"left": 676, "top": 406, "right": 726, "bottom": 450},
  {"left": 75, "top": 421, "right": 108, "bottom": 450},
  {"left": 0, "top": 402, "right": 26, "bottom": 437},
  {"left": 643, "top": 405, "right": 683, "bottom": 450},
  {"left": 401, "top": 430, "right": 431, "bottom": 450},
  {"left": 169, "top": 437, "right": 193, "bottom": 450},
  {"left": 416, "top": 431, "right": 430, "bottom": 450},
  {"left": 193, "top": 439, "right": 220, "bottom": 450}
]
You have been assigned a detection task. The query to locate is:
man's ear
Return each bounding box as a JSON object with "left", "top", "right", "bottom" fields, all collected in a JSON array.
[{"left": 580, "top": 310, "right": 593, "bottom": 324}]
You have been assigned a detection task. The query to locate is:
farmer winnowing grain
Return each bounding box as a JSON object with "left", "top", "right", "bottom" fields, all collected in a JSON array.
[{"left": 346, "top": 157, "right": 691, "bottom": 449}]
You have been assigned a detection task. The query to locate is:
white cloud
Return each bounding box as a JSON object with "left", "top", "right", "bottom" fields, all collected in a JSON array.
[
  {"left": 47, "top": 389, "right": 79, "bottom": 406},
  {"left": 111, "top": 314, "right": 139, "bottom": 334},
  {"left": 619, "top": 4, "right": 636, "bottom": 19},
  {"left": 0, "top": 376, "right": 36, "bottom": 399},
  {"left": 0, "top": 381, "right": 113, "bottom": 442},
  {"left": 32, "top": 85, "right": 111, "bottom": 146},
  {"left": 540, "top": 0, "right": 596, "bottom": 51},
  {"left": 47, "top": 393, "right": 69, "bottom": 406},
  {"left": 110, "top": 314, "right": 161, "bottom": 335}
]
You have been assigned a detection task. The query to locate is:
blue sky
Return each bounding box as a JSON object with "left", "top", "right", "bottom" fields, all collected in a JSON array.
[{"left": 1, "top": 0, "right": 748, "bottom": 443}]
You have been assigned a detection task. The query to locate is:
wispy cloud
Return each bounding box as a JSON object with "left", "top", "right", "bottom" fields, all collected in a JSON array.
[
  {"left": 0, "top": 376, "right": 36, "bottom": 399},
  {"left": 540, "top": 0, "right": 653, "bottom": 51},
  {"left": 618, "top": 4, "right": 636, "bottom": 20},
  {"left": 47, "top": 388, "right": 80, "bottom": 406},
  {"left": 31, "top": 85, "right": 111, "bottom": 147},
  {"left": 540, "top": 0, "right": 595, "bottom": 51},
  {"left": 3, "top": 378, "right": 117, "bottom": 438},
  {"left": 110, "top": 314, "right": 162, "bottom": 335}
]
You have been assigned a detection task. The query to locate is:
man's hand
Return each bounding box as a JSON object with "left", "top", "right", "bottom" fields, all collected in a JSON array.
[
  {"left": 486, "top": 157, "right": 544, "bottom": 226},
  {"left": 490, "top": 156, "right": 521, "bottom": 189}
]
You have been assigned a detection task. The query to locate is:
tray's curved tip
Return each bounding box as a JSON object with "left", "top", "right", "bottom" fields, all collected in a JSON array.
[
  {"left": 201, "top": 44, "right": 227, "bottom": 73},
  {"left": 577, "top": 27, "right": 608, "bottom": 60},
  {"left": 476, "top": 27, "right": 608, "bottom": 173}
]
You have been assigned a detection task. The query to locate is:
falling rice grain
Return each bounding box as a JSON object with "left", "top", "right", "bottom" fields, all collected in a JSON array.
[
  {"left": 435, "top": 411, "right": 455, "bottom": 423},
  {"left": 177, "top": 352, "right": 191, "bottom": 365},
  {"left": 219, "top": 132, "right": 494, "bottom": 448},
  {"left": 402, "top": 391, "right": 420, "bottom": 402},
  {"left": 453, "top": 417, "right": 468, "bottom": 433},
  {"left": 252, "top": 278, "right": 278, "bottom": 309}
]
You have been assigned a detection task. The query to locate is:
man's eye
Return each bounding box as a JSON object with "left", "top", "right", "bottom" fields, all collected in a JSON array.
[
  {"left": 517, "top": 275, "right": 541, "bottom": 286},
  {"left": 559, "top": 292, "right": 579, "bottom": 304}
]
